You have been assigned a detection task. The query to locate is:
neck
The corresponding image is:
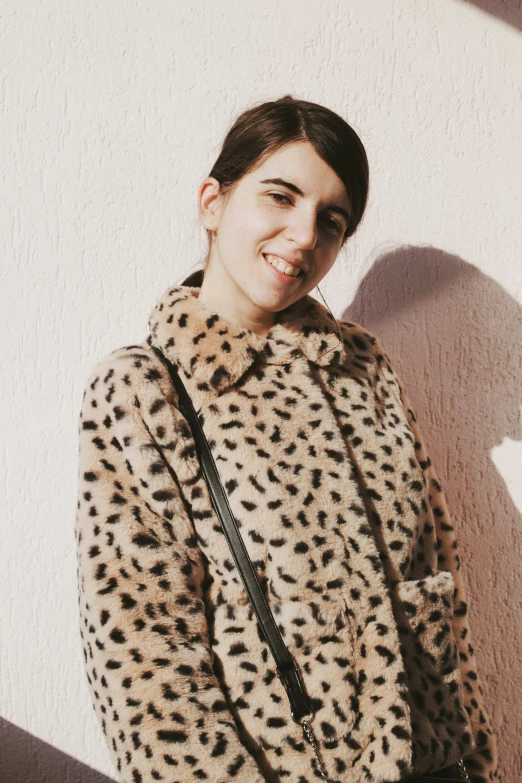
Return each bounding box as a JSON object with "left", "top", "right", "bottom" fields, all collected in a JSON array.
[{"left": 197, "top": 263, "right": 277, "bottom": 337}]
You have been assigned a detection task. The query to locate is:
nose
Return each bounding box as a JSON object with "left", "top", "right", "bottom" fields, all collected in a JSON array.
[{"left": 285, "top": 207, "right": 318, "bottom": 250}]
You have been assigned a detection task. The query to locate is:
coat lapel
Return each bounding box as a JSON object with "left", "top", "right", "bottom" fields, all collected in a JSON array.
[{"left": 148, "top": 274, "right": 347, "bottom": 394}]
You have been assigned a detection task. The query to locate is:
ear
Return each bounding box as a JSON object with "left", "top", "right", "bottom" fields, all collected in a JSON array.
[{"left": 198, "top": 177, "right": 223, "bottom": 232}]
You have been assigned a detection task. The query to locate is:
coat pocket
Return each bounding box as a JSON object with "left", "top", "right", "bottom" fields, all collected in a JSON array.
[
  {"left": 210, "top": 594, "right": 358, "bottom": 750},
  {"left": 392, "top": 571, "right": 476, "bottom": 767}
]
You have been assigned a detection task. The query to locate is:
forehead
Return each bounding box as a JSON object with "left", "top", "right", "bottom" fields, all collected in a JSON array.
[{"left": 249, "top": 142, "right": 350, "bottom": 208}]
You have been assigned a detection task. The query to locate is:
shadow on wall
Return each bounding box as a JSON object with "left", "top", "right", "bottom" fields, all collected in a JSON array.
[
  {"left": 342, "top": 245, "right": 522, "bottom": 783},
  {"left": 459, "top": 0, "right": 522, "bottom": 32},
  {"left": 0, "top": 717, "right": 116, "bottom": 783}
]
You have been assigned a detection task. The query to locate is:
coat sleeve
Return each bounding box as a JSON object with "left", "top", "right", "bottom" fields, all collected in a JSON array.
[
  {"left": 371, "top": 336, "right": 500, "bottom": 783},
  {"left": 75, "top": 349, "right": 266, "bottom": 783}
]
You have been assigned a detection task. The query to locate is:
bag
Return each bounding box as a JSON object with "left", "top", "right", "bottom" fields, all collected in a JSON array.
[{"left": 151, "top": 345, "right": 471, "bottom": 783}]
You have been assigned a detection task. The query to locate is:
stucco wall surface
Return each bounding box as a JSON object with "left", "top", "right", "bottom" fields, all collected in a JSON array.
[{"left": 1, "top": 1, "right": 521, "bottom": 781}]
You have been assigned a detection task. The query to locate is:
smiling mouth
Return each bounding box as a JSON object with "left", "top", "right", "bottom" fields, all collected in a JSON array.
[{"left": 263, "top": 254, "right": 303, "bottom": 277}]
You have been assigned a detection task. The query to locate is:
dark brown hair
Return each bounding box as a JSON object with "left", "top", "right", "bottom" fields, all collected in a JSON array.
[{"left": 184, "top": 94, "right": 369, "bottom": 287}]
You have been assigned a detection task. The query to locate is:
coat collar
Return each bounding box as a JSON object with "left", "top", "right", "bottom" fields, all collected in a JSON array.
[{"left": 147, "top": 270, "right": 347, "bottom": 394}]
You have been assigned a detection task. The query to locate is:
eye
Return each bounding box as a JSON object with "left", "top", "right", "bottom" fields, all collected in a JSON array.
[
  {"left": 325, "top": 216, "right": 342, "bottom": 233},
  {"left": 268, "top": 192, "right": 343, "bottom": 234},
  {"left": 268, "top": 192, "right": 291, "bottom": 204}
]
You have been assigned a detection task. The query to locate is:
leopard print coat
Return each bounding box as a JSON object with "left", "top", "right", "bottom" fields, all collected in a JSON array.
[{"left": 75, "top": 274, "right": 499, "bottom": 783}]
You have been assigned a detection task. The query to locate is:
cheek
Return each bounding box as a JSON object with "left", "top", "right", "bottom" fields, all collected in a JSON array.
[
  {"left": 216, "top": 210, "right": 256, "bottom": 257},
  {"left": 236, "top": 211, "right": 274, "bottom": 249},
  {"left": 252, "top": 200, "right": 290, "bottom": 233},
  {"left": 301, "top": 274, "right": 321, "bottom": 296},
  {"left": 305, "top": 259, "right": 336, "bottom": 291}
]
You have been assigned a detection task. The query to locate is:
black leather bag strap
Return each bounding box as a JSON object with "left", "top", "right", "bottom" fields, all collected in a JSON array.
[{"left": 151, "top": 345, "right": 313, "bottom": 724}]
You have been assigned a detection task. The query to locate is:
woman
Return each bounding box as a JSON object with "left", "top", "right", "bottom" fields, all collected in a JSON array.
[{"left": 75, "top": 96, "right": 498, "bottom": 783}]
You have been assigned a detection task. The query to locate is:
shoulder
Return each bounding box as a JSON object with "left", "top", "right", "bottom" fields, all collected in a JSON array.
[
  {"left": 79, "top": 341, "right": 199, "bottom": 481},
  {"left": 83, "top": 341, "right": 162, "bottom": 383},
  {"left": 82, "top": 341, "right": 176, "bottom": 399},
  {"left": 79, "top": 341, "right": 181, "bottom": 424}
]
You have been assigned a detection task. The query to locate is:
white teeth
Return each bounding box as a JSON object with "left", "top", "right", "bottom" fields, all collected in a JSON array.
[{"left": 265, "top": 254, "right": 301, "bottom": 277}]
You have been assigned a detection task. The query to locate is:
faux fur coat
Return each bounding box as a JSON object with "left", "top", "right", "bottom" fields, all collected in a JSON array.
[{"left": 75, "top": 274, "right": 499, "bottom": 783}]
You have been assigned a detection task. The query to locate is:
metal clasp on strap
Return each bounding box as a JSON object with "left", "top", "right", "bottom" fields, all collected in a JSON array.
[{"left": 275, "top": 666, "right": 332, "bottom": 782}]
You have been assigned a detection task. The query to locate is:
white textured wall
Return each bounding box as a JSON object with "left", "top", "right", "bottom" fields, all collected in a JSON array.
[{"left": 1, "top": 2, "right": 521, "bottom": 781}]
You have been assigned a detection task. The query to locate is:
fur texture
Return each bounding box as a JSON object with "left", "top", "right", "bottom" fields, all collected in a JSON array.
[{"left": 75, "top": 279, "right": 499, "bottom": 783}]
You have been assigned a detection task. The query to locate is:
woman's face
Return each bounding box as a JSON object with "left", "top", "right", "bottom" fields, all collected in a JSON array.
[{"left": 198, "top": 140, "right": 351, "bottom": 325}]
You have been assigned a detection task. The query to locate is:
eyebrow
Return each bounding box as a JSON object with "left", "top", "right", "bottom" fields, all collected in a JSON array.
[{"left": 259, "top": 177, "right": 351, "bottom": 226}]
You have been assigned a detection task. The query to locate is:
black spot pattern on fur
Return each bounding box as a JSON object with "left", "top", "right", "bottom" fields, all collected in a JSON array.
[{"left": 75, "top": 284, "right": 498, "bottom": 783}]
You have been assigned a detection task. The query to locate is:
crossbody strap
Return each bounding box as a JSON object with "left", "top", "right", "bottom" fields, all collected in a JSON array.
[{"left": 151, "top": 346, "right": 312, "bottom": 724}]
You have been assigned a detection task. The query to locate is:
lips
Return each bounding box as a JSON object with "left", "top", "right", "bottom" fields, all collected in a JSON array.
[
  {"left": 262, "top": 254, "right": 303, "bottom": 285},
  {"left": 263, "top": 254, "right": 304, "bottom": 276}
]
